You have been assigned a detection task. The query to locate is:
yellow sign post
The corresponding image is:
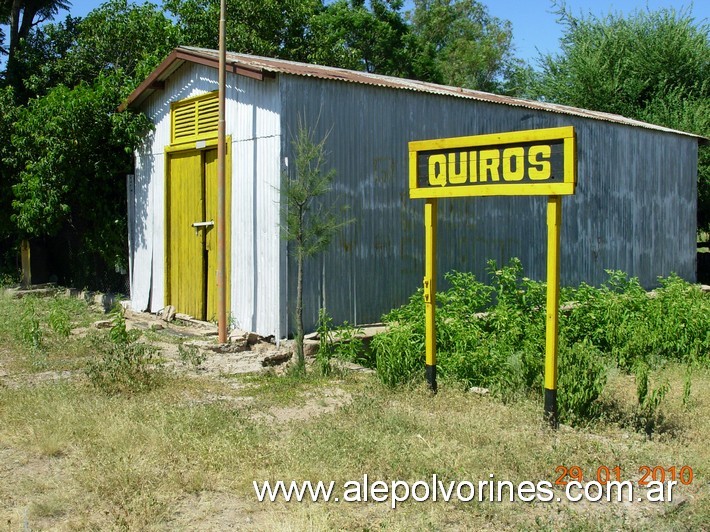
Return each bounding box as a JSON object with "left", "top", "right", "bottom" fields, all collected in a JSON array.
[
  {"left": 424, "top": 198, "right": 438, "bottom": 392},
  {"left": 545, "top": 196, "right": 562, "bottom": 426},
  {"left": 409, "top": 126, "right": 576, "bottom": 427}
]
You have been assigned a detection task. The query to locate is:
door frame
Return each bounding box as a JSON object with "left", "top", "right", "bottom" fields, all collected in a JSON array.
[{"left": 164, "top": 136, "right": 232, "bottom": 319}]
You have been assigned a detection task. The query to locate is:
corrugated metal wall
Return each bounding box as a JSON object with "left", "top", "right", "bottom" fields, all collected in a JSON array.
[
  {"left": 280, "top": 77, "right": 698, "bottom": 332},
  {"left": 132, "top": 63, "right": 284, "bottom": 338},
  {"left": 228, "top": 74, "right": 283, "bottom": 338}
]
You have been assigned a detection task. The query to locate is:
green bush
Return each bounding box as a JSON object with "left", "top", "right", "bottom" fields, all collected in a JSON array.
[
  {"left": 373, "top": 260, "right": 548, "bottom": 394},
  {"left": 371, "top": 260, "right": 708, "bottom": 427},
  {"left": 48, "top": 298, "right": 72, "bottom": 338},
  {"left": 562, "top": 271, "right": 710, "bottom": 369},
  {"left": 634, "top": 362, "right": 670, "bottom": 437},
  {"left": 557, "top": 340, "right": 608, "bottom": 425},
  {"left": 85, "top": 306, "right": 163, "bottom": 394},
  {"left": 561, "top": 271, "right": 649, "bottom": 366},
  {"left": 16, "top": 297, "right": 47, "bottom": 369},
  {"left": 644, "top": 275, "right": 710, "bottom": 364},
  {"left": 18, "top": 297, "right": 43, "bottom": 353},
  {"left": 315, "top": 309, "right": 372, "bottom": 376},
  {"left": 372, "top": 323, "right": 424, "bottom": 387}
]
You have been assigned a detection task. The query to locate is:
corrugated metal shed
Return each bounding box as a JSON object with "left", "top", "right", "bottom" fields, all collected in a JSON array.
[
  {"left": 128, "top": 60, "right": 285, "bottom": 337},
  {"left": 125, "top": 47, "right": 702, "bottom": 336}
]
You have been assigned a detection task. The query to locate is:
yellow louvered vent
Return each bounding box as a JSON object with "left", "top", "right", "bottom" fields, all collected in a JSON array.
[
  {"left": 197, "top": 96, "right": 219, "bottom": 136},
  {"left": 171, "top": 92, "right": 219, "bottom": 144}
]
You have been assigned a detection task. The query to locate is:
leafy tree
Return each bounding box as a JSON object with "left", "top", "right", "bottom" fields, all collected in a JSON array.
[
  {"left": 166, "top": 0, "right": 438, "bottom": 80},
  {"left": 164, "top": 0, "right": 321, "bottom": 61},
  {"left": 408, "top": 0, "right": 529, "bottom": 93},
  {"left": 67, "top": 0, "right": 178, "bottom": 80},
  {"left": 0, "top": 0, "right": 71, "bottom": 54},
  {"left": 0, "top": 0, "right": 71, "bottom": 92},
  {"left": 308, "top": 0, "right": 428, "bottom": 78},
  {"left": 14, "top": 0, "right": 179, "bottom": 97},
  {"left": 7, "top": 73, "right": 151, "bottom": 287},
  {"left": 1, "top": 0, "right": 176, "bottom": 287},
  {"left": 281, "top": 120, "right": 352, "bottom": 372},
  {"left": 165, "top": 0, "right": 523, "bottom": 89},
  {"left": 534, "top": 5, "right": 710, "bottom": 231},
  {"left": 0, "top": 86, "right": 18, "bottom": 274},
  {"left": 9, "top": 14, "right": 81, "bottom": 96}
]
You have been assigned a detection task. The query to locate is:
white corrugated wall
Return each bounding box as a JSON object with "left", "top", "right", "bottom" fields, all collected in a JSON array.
[
  {"left": 229, "top": 72, "right": 283, "bottom": 338},
  {"left": 130, "top": 62, "right": 284, "bottom": 338}
]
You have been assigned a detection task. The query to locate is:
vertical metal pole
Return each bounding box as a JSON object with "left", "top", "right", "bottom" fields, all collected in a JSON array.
[
  {"left": 544, "top": 196, "right": 562, "bottom": 428},
  {"left": 217, "top": 0, "right": 227, "bottom": 343},
  {"left": 424, "top": 199, "right": 438, "bottom": 393}
]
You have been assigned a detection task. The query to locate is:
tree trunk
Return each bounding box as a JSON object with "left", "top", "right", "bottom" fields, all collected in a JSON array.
[
  {"left": 20, "top": 239, "right": 31, "bottom": 288},
  {"left": 9, "top": 0, "right": 22, "bottom": 51},
  {"left": 294, "top": 219, "right": 305, "bottom": 371},
  {"left": 7, "top": 0, "right": 39, "bottom": 94}
]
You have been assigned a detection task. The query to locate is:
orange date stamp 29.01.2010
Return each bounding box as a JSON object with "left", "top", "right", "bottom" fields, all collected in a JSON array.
[{"left": 554, "top": 465, "right": 694, "bottom": 486}]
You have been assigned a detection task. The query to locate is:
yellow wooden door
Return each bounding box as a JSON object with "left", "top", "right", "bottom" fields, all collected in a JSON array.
[
  {"left": 166, "top": 147, "right": 230, "bottom": 321},
  {"left": 203, "top": 148, "right": 231, "bottom": 322},
  {"left": 167, "top": 150, "right": 205, "bottom": 318}
]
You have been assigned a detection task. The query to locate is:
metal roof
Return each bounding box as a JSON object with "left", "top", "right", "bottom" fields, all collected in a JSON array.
[{"left": 122, "top": 46, "right": 705, "bottom": 142}]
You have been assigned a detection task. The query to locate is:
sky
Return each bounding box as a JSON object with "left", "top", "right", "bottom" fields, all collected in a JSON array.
[{"left": 19, "top": 0, "right": 710, "bottom": 66}]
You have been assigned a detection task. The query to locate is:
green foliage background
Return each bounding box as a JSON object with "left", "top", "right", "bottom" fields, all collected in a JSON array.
[
  {"left": 0, "top": 0, "right": 707, "bottom": 287},
  {"left": 0, "top": 1, "right": 179, "bottom": 287},
  {"left": 533, "top": 5, "right": 709, "bottom": 231}
]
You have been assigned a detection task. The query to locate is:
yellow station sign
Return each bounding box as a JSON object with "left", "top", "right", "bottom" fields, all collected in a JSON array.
[
  {"left": 408, "top": 126, "right": 577, "bottom": 428},
  {"left": 409, "top": 126, "right": 576, "bottom": 198}
]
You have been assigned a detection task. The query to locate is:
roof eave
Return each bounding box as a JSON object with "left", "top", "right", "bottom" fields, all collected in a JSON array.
[{"left": 118, "top": 47, "right": 273, "bottom": 112}]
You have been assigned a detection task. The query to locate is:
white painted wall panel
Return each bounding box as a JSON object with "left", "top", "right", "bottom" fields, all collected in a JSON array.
[
  {"left": 131, "top": 62, "right": 283, "bottom": 336},
  {"left": 126, "top": 174, "right": 135, "bottom": 300},
  {"left": 230, "top": 135, "right": 282, "bottom": 337},
  {"left": 254, "top": 136, "right": 283, "bottom": 338},
  {"left": 129, "top": 150, "right": 154, "bottom": 311},
  {"left": 230, "top": 76, "right": 281, "bottom": 141},
  {"left": 150, "top": 154, "right": 165, "bottom": 313},
  {"left": 229, "top": 74, "right": 282, "bottom": 338},
  {"left": 230, "top": 138, "right": 254, "bottom": 331}
]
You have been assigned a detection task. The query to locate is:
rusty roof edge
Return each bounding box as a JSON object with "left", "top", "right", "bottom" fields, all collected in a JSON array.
[
  {"left": 119, "top": 49, "right": 182, "bottom": 111},
  {"left": 181, "top": 47, "right": 707, "bottom": 142},
  {"left": 123, "top": 46, "right": 707, "bottom": 143},
  {"left": 119, "top": 48, "right": 228, "bottom": 111}
]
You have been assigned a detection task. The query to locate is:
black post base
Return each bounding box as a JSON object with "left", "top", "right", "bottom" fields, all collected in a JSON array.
[
  {"left": 425, "top": 364, "right": 437, "bottom": 394},
  {"left": 544, "top": 388, "right": 558, "bottom": 429}
]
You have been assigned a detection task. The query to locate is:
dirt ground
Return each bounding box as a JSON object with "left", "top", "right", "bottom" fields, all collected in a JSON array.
[
  {"left": 0, "top": 308, "right": 366, "bottom": 531},
  {"left": 0, "top": 295, "right": 707, "bottom": 531}
]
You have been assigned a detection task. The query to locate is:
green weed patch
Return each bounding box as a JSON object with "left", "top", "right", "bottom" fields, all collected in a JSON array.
[{"left": 370, "top": 260, "right": 709, "bottom": 428}]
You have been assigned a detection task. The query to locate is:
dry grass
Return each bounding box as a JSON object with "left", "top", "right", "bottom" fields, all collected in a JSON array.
[
  {"left": 0, "top": 365, "right": 708, "bottom": 530},
  {"left": 0, "top": 292, "right": 708, "bottom": 530}
]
